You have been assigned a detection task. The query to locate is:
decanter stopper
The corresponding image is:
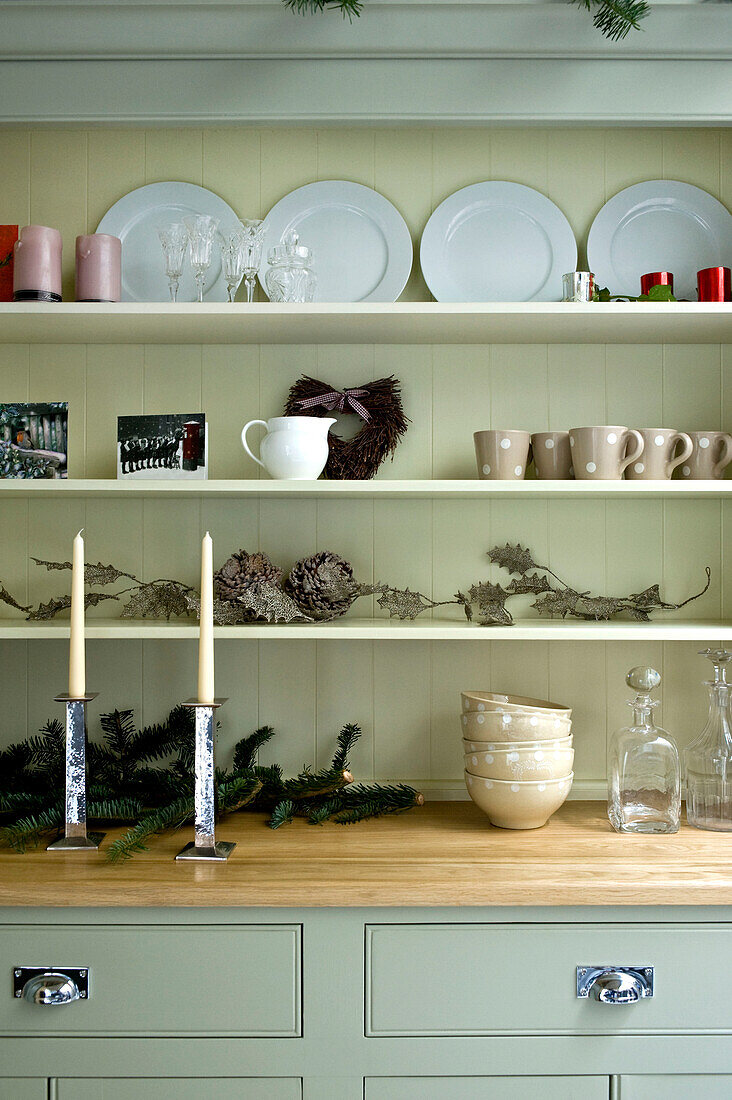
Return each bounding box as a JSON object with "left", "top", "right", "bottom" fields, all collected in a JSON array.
[
  {"left": 699, "top": 649, "right": 732, "bottom": 683},
  {"left": 626, "top": 666, "right": 661, "bottom": 695}
]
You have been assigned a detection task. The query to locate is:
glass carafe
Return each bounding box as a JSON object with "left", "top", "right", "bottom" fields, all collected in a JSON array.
[
  {"left": 684, "top": 649, "right": 732, "bottom": 831},
  {"left": 265, "top": 230, "right": 317, "bottom": 303},
  {"left": 608, "top": 666, "right": 680, "bottom": 834}
]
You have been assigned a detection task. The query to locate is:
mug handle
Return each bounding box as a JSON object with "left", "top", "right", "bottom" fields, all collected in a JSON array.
[
  {"left": 713, "top": 433, "right": 732, "bottom": 479},
  {"left": 620, "top": 429, "right": 644, "bottom": 475},
  {"left": 668, "top": 432, "right": 693, "bottom": 476},
  {"left": 241, "top": 420, "right": 268, "bottom": 469}
]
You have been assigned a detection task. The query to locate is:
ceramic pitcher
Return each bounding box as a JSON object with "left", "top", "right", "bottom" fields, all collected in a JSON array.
[{"left": 241, "top": 416, "right": 335, "bottom": 480}]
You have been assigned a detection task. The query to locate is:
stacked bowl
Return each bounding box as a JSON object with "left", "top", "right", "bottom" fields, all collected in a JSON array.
[{"left": 461, "top": 691, "right": 574, "bottom": 829}]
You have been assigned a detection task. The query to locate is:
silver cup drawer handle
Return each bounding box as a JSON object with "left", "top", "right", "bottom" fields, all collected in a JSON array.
[
  {"left": 14, "top": 967, "right": 89, "bottom": 1006},
  {"left": 577, "top": 966, "right": 654, "bottom": 1005}
]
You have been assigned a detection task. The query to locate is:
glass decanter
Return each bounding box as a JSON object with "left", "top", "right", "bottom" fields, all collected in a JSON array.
[
  {"left": 684, "top": 649, "right": 732, "bottom": 832},
  {"left": 607, "top": 666, "right": 680, "bottom": 834},
  {"left": 265, "top": 230, "right": 317, "bottom": 303}
]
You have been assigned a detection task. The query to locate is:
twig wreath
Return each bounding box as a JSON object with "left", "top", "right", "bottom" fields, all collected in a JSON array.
[{"left": 284, "top": 374, "right": 409, "bottom": 479}]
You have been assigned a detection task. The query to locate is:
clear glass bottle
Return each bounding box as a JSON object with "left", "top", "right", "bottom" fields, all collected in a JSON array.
[
  {"left": 265, "top": 230, "right": 317, "bottom": 303},
  {"left": 608, "top": 666, "right": 680, "bottom": 834},
  {"left": 684, "top": 649, "right": 732, "bottom": 832}
]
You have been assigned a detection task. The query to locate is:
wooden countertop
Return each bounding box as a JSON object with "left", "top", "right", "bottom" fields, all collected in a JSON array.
[{"left": 1, "top": 802, "right": 731, "bottom": 908}]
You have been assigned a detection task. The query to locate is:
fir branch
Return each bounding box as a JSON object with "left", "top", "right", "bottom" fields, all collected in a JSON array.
[
  {"left": 218, "top": 775, "right": 262, "bottom": 815},
  {"left": 269, "top": 799, "right": 295, "bottom": 829},
  {"left": 233, "top": 726, "right": 276, "bottom": 772},
  {"left": 574, "top": 0, "right": 649, "bottom": 40},
  {"left": 283, "top": 0, "right": 362, "bottom": 19},
  {"left": 281, "top": 766, "right": 353, "bottom": 801},
  {"left": 331, "top": 723, "right": 361, "bottom": 771},
  {"left": 0, "top": 805, "right": 63, "bottom": 851},
  {"left": 106, "top": 795, "right": 193, "bottom": 863},
  {"left": 331, "top": 784, "right": 423, "bottom": 824},
  {"left": 88, "top": 798, "right": 144, "bottom": 822}
]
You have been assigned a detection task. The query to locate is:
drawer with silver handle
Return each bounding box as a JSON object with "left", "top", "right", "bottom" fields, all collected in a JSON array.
[
  {"left": 13, "top": 966, "right": 89, "bottom": 1006},
  {"left": 365, "top": 924, "right": 728, "bottom": 1036}
]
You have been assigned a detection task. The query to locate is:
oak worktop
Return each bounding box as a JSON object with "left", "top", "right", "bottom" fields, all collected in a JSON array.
[{"left": 1, "top": 802, "right": 731, "bottom": 908}]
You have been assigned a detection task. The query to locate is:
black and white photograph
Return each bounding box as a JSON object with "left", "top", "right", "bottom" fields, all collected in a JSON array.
[
  {"left": 0, "top": 401, "right": 68, "bottom": 479},
  {"left": 117, "top": 413, "right": 208, "bottom": 481}
]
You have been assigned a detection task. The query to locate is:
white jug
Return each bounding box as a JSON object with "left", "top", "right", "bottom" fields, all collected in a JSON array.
[{"left": 241, "top": 416, "right": 335, "bottom": 480}]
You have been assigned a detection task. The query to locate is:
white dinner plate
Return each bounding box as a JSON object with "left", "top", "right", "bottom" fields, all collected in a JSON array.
[
  {"left": 419, "top": 182, "right": 577, "bottom": 302},
  {"left": 97, "top": 182, "right": 241, "bottom": 303},
  {"left": 259, "top": 181, "right": 413, "bottom": 302},
  {"left": 587, "top": 180, "right": 732, "bottom": 301}
]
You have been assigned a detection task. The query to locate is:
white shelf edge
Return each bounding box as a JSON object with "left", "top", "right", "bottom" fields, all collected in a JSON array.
[
  {"left": 1, "top": 301, "right": 731, "bottom": 345},
  {"left": 0, "top": 479, "right": 728, "bottom": 500},
  {"left": 1, "top": 617, "right": 729, "bottom": 641}
]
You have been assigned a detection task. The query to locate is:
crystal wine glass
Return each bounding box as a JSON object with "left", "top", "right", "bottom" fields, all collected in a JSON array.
[
  {"left": 157, "top": 223, "right": 188, "bottom": 303},
  {"left": 183, "top": 214, "right": 219, "bottom": 303},
  {"left": 218, "top": 227, "right": 247, "bottom": 303},
  {"left": 239, "top": 219, "right": 267, "bottom": 304}
]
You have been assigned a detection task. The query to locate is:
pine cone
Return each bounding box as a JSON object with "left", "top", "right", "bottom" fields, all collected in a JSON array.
[
  {"left": 215, "top": 550, "right": 283, "bottom": 605},
  {"left": 285, "top": 551, "right": 360, "bottom": 621}
]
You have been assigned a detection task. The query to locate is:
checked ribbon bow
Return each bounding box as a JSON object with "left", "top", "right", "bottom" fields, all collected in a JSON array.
[{"left": 297, "top": 388, "right": 371, "bottom": 422}]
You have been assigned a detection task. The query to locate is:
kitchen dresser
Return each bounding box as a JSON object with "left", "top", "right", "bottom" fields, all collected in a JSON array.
[{"left": 1, "top": 0, "right": 732, "bottom": 1096}]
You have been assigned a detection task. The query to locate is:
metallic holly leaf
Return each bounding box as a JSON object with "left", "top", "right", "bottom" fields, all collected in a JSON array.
[
  {"left": 26, "top": 596, "right": 71, "bottom": 620},
  {"left": 120, "top": 582, "right": 192, "bottom": 621},
  {"left": 0, "top": 584, "right": 30, "bottom": 613},
  {"left": 532, "top": 589, "right": 581, "bottom": 618},
  {"left": 628, "top": 584, "right": 662, "bottom": 607},
  {"left": 185, "top": 592, "right": 249, "bottom": 626},
  {"left": 376, "top": 587, "right": 432, "bottom": 620},
  {"left": 506, "top": 572, "right": 553, "bottom": 595},
  {"left": 32, "top": 558, "right": 136, "bottom": 586},
  {"left": 487, "top": 543, "right": 537, "bottom": 577},
  {"left": 235, "top": 581, "right": 312, "bottom": 624}
]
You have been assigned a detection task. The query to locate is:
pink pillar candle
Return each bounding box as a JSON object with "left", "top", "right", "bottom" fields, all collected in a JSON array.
[
  {"left": 75, "top": 234, "right": 121, "bottom": 302},
  {"left": 13, "top": 225, "right": 63, "bottom": 302}
]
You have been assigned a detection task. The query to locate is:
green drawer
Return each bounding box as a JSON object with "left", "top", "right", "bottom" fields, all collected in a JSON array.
[
  {"left": 2, "top": 925, "right": 301, "bottom": 1037},
  {"left": 365, "top": 1078, "right": 608, "bottom": 1100},
  {"left": 57, "top": 1081, "right": 302, "bottom": 1100},
  {"left": 0, "top": 1082, "right": 46, "bottom": 1100},
  {"left": 366, "top": 923, "right": 732, "bottom": 1036}
]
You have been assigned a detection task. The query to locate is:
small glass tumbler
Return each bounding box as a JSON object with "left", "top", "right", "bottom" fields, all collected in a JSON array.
[
  {"left": 218, "top": 227, "right": 247, "bottom": 303},
  {"left": 240, "top": 219, "right": 267, "bottom": 304},
  {"left": 562, "top": 271, "right": 596, "bottom": 303},
  {"left": 157, "top": 223, "right": 188, "bottom": 303},
  {"left": 183, "top": 214, "right": 219, "bottom": 303}
]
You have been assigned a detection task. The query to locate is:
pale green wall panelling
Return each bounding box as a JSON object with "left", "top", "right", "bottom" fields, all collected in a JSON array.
[{"left": 0, "top": 126, "right": 730, "bottom": 795}]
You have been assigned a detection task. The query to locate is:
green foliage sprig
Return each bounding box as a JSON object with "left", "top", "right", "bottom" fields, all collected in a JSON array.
[{"left": 0, "top": 710, "right": 423, "bottom": 861}]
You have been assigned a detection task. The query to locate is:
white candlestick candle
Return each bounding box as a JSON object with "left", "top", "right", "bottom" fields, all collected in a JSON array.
[
  {"left": 197, "top": 531, "right": 215, "bottom": 705},
  {"left": 68, "top": 529, "right": 86, "bottom": 698}
]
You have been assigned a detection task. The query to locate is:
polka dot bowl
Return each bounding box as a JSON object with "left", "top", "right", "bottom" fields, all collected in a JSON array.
[
  {"left": 464, "top": 770, "right": 574, "bottom": 829},
  {"left": 461, "top": 691, "right": 572, "bottom": 717},
  {"left": 463, "top": 745, "right": 574, "bottom": 781},
  {"left": 460, "top": 708, "right": 572, "bottom": 742},
  {"left": 463, "top": 736, "right": 572, "bottom": 754}
]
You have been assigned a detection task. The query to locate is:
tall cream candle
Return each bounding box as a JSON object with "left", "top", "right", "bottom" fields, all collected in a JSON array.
[
  {"left": 197, "top": 532, "right": 215, "bottom": 705},
  {"left": 68, "top": 529, "right": 86, "bottom": 698}
]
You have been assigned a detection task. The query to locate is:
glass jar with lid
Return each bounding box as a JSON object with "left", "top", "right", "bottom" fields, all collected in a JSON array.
[
  {"left": 607, "top": 666, "right": 680, "bottom": 834},
  {"left": 265, "top": 230, "right": 317, "bottom": 303},
  {"left": 684, "top": 649, "right": 732, "bottom": 831}
]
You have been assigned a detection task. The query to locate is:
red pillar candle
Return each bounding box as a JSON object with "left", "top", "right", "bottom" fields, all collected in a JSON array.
[
  {"left": 75, "top": 234, "right": 121, "bottom": 302},
  {"left": 640, "top": 271, "right": 673, "bottom": 296},
  {"left": 697, "top": 266, "right": 731, "bottom": 302},
  {"left": 13, "top": 225, "right": 62, "bottom": 302}
]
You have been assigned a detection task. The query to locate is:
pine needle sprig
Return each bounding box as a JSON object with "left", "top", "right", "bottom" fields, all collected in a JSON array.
[
  {"left": 106, "top": 796, "right": 193, "bottom": 863},
  {"left": 233, "top": 726, "right": 275, "bottom": 772},
  {"left": 280, "top": 766, "right": 353, "bottom": 801},
  {"left": 283, "top": 0, "right": 362, "bottom": 19},
  {"left": 331, "top": 723, "right": 361, "bottom": 771},
  {"left": 572, "top": 0, "right": 649, "bottom": 40},
  {"left": 218, "top": 775, "right": 262, "bottom": 815},
  {"left": 0, "top": 805, "right": 64, "bottom": 852},
  {"left": 330, "top": 784, "right": 424, "bottom": 824},
  {"left": 87, "top": 798, "right": 144, "bottom": 823},
  {"left": 269, "top": 799, "right": 296, "bottom": 829}
]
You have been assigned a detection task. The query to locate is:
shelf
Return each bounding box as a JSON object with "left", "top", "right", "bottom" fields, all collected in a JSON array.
[
  {"left": 1, "top": 617, "right": 729, "bottom": 641},
  {"left": 1, "top": 302, "right": 731, "bottom": 345},
  {"left": 0, "top": 479, "right": 729, "bottom": 500}
]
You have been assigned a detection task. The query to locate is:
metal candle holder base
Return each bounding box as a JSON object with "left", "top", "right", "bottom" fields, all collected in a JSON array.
[
  {"left": 47, "top": 693, "right": 105, "bottom": 852},
  {"left": 176, "top": 699, "right": 235, "bottom": 863}
]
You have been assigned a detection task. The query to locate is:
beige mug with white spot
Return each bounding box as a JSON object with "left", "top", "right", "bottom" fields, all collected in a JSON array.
[
  {"left": 678, "top": 431, "right": 732, "bottom": 480},
  {"left": 531, "top": 431, "right": 573, "bottom": 479},
  {"left": 569, "top": 425, "right": 644, "bottom": 481},
  {"left": 474, "top": 429, "right": 531, "bottom": 481},
  {"left": 625, "top": 428, "right": 693, "bottom": 480}
]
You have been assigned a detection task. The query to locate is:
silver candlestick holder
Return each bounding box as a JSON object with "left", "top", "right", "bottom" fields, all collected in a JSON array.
[
  {"left": 176, "top": 699, "right": 235, "bottom": 862},
  {"left": 47, "top": 693, "right": 105, "bottom": 851}
]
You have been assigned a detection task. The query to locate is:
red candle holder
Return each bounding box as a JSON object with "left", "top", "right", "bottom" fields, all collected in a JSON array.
[
  {"left": 640, "top": 271, "right": 673, "bottom": 296},
  {"left": 697, "top": 267, "right": 731, "bottom": 302}
]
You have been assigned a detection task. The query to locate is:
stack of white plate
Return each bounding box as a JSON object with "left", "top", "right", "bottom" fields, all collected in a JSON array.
[{"left": 460, "top": 691, "right": 574, "bottom": 829}]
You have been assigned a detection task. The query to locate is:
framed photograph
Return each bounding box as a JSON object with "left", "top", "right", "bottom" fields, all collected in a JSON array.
[
  {"left": 117, "top": 413, "right": 208, "bottom": 481},
  {"left": 0, "top": 402, "right": 68, "bottom": 479}
]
